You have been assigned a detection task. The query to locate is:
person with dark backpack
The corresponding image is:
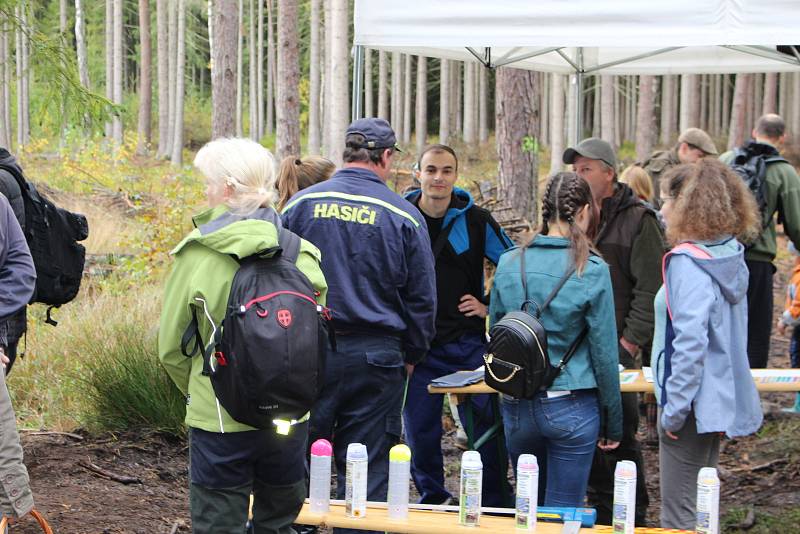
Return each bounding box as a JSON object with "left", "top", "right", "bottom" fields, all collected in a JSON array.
[
  {"left": 158, "top": 138, "right": 328, "bottom": 533},
  {"left": 489, "top": 172, "right": 622, "bottom": 508},
  {"left": 720, "top": 114, "right": 800, "bottom": 369}
]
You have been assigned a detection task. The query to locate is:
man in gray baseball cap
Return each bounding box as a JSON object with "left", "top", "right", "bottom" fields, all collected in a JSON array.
[
  {"left": 563, "top": 137, "right": 665, "bottom": 527},
  {"left": 640, "top": 127, "right": 718, "bottom": 198}
]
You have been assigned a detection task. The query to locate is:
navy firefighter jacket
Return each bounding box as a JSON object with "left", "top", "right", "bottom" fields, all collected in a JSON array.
[{"left": 281, "top": 167, "right": 437, "bottom": 364}]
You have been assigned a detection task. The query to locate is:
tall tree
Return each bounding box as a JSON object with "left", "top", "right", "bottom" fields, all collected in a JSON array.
[
  {"left": 136, "top": 0, "right": 152, "bottom": 154},
  {"left": 171, "top": 0, "right": 186, "bottom": 165},
  {"left": 265, "top": 0, "right": 275, "bottom": 135},
  {"left": 156, "top": 0, "right": 169, "bottom": 155},
  {"left": 248, "top": 0, "right": 258, "bottom": 140},
  {"left": 104, "top": 0, "right": 113, "bottom": 139},
  {"left": 439, "top": 59, "right": 450, "bottom": 144},
  {"left": 257, "top": 0, "right": 264, "bottom": 138},
  {"left": 452, "top": 62, "right": 461, "bottom": 136},
  {"left": 211, "top": 0, "right": 238, "bottom": 139},
  {"left": 635, "top": 75, "right": 656, "bottom": 162},
  {"left": 391, "top": 52, "right": 402, "bottom": 134},
  {"left": 364, "top": 48, "right": 373, "bottom": 118},
  {"left": 415, "top": 56, "right": 427, "bottom": 153},
  {"left": 2, "top": 26, "right": 9, "bottom": 147},
  {"left": 792, "top": 72, "right": 800, "bottom": 138},
  {"left": 60, "top": 0, "right": 68, "bottom": 34},
  {"left": 75, "top": 0, "right": 90, "bottom": 89},
  {"left": 721, "top": 74, "right": 731, "bottom": 135},
  {"left": 496, "top": 67, "right": 539, "bottom": 221},
  {"left": 327, "top": 0, "right": 348, "bottom": 164},
  {"left": 549, "top": 73, "right": 564, "bottom": 174},
  {"left": 377, "top": 51, "right": 388, "bottom": 119},
  {"left": 0, "top": 23, "right": 8, "bottom": 148},
  {"left": 111, "top": 0, "right": 123, "bottom": 143},
  {"left": 307, "top": 0, "right": 322, "bottom": 154},
  {"left": 402, "top": 54, "right": 412, "bottom": 145},
  {"left": 763, "top": 72, "right": 778, "bottom": 115},
  {"left": 167, "top": 0, "right": 179, "bottom": 145},
  {"left": 276, "top": 0, "right": 301, "bottom": 158},
  {"left": 728, "top": 74, "right": 751, "bottom": 150},
  {"left": 463, "top": 61, "right": 476, "bottom": 145},
  {"left": 660, "top": 75, "right": 674, "bottom": 145},
  {"left": 478, "top": 65, "right": 488, "bottom": 143},
  {"left": 600, "top": 75, "right": 615, "bottom": 150},
  {"left": 235, "top": 0, "right": 243, "bottom": 136},
  {"left": 679, "top": 74, "right": 692, "bottom": 132}
]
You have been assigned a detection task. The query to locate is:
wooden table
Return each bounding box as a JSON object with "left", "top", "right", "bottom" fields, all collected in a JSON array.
[{"left": 295, "top": 502, "right": 692, "bottom": 533}]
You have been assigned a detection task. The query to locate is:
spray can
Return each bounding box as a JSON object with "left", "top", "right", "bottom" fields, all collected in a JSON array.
[
  {"left": 696, "top": 467, "right": 720, "bottom": 534},
  {"left": 345, "top": 443, "right": 368, "bottom": 518},
  {"left": 612, "top": 460, "right": 637, "bottom": 534},
  {"left": 459, "top": 450, "right": 483, "bottom": 526},
  {"left": 309, "top": 439, "right": 333, "bottom": 514},
  {"left": 387, "top": 444, "right": 411, "bottom": 520},
  {"left": 515, "top": 454, "right": 539, "bottom": 530}
]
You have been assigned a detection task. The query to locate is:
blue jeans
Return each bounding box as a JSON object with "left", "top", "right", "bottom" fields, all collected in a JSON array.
[
  {"left": 501, "top": 389, "right": 600, "bottom": 507},
  {"left": 403, "top": 333, "right": 505, "bottom": 506},
  {"left": 309, "top": 334, "right": 405, "bottom": 534}
]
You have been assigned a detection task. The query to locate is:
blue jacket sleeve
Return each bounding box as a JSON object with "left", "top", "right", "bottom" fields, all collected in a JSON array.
[
  {"left": 661, "top": 255, "right": 713, "bottom": 433},
  {"left": 399, "top": 222, "right": 437, "bottom": 364},
  {"left": 484, "top": 217, "right": 514, "bottom": 265},
  {"left": 585, "top": 262, "right": 622, "bottom": 441},
  {"left": 0, "top": 195, "right": 34, "bottom": 325}
]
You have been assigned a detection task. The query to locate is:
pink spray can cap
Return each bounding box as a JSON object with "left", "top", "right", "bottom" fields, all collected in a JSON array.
[{"left": 311, "top": 439, "right": 333, "bottom": 456}]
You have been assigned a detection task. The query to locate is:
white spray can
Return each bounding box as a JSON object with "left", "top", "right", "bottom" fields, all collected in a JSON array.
[
  {"left": 515, "top": 454, "right": 539, "bottom": 530},
  {"left": 345, "top": 443, "right": 368, "bottom": 518},
  {"left": 696, "top": 467, "right": 720, "bottom": 534},
  {"left": 459, "top": 450, "right": 483, "bottom": 526},
  {"left": 612, "top": 460, "right": 637, "bottom": 534},
  {"left": 308, "top": 439, "right": 333, "bottom": 514},
  {"left": 387, "top": 444, "right": 411, "bottom": 520}
]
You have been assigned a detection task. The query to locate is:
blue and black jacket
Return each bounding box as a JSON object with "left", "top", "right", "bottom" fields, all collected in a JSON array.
[
  {"left": 281, "top": 167, "right": 437, "bottom": 364},
  {"left": 405, "top": 187, "right": 513, "bottom": 346}
]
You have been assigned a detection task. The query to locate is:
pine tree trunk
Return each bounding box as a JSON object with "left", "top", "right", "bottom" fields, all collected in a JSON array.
[
  {"left": 156, "top": 0, "right": 169, "bottom": 154},
  {"left": 327, "top": 0, "right": 348, "bottom": 165},
  {"left": 791, "top": 73, "right": 800, "bottom": 140},
  {"left": 496, "top": 67, "right": 539, "bottom": 222},
  {"left": 540, "top": 73, "right": 549, "bottom": 149},
  {"left": 453, "top": 62, "right": 461, "bottom": 137},
  {"left": 709, "top": 75, "right": 718, "bottom": 136},
  {"left": 763, "top": 72, "right": 778, "bottom": 115},
  {"left": 566, "top": 74, "right": 579, "bottom": 142},
  {"left": 321, "top": 0, "right": 331, "bottom": 153},
  {"left": 364, "top": 48, "right": 373, "bottom": 118},
  {"left": 728, "top": 74, "right": 750, "bottom": 150},
  {"left": 3, "top": 26, "right": 10, "bottom": 148},
  {"left": 257, "top": 0, "right": 264, "bottom": 138},
  {"left": 376, "top": 51, "right": 388, "bottom": 120},
  {"left": 635, "top": 75, "right": 655, "bottom": 162},
  {"left": 463, "top": 61, "right": 476, "bottom": 145},
  {"left": 550, "top": 73, "right": 565, "bottom": 175},
  {"left": 136, "top": 0, "right": 152, "bottom": 153},
  {"left": 722, "top": 74, "right": 731, "bottom": 135},
  {"left": 75, "top": 0, "right": 90, "bottom": 89},
  {"left": 753, "top": 73, "right": 763, "bottom": 124},
  {"left": 601, "top": 75, "right": 615, "bottom": 150},
  {"left": 679, "top": 74, "right": 692, "bottom": 132},
  {"left": 112, "top": 0, "right": 123, "bottom": 143},
  {"left": 439, "top": 59, "right": 450, "bottom": 144},
  {"left": 171, "top": 0, "right": 186, "bottom": 164},
  {"left": 592, "top": 76, "right": 601, "bottom": 138},
  {"left": 248, "top": 0, "right": 259, "bottom": 140},
  {"left": 746, "top": 75, "right": 757, "bottom": 133},
  {"left": 779, "top": 72, "right": 789, "bottom": 117},
  {"left": 699, "top": 75, "right": 708, "bottom": 131},
  {"left": 307, "top": 0, "right": 322, "bottom": 154},
  {"left": 235, "top": 0, "right": 244, "bottom": 136},
  {"left": 211, "top": 0, "right": 238, "bottom": 139},
  {"left": 0, "top": 26, "right": 7, "bottom": 148},
  {"left": 415, "top": 55, "right": 427, "bottom": 154},
  {"left": 478, "top": 65, "right": 488, "bottom": 143},
  {"left": 276, "top": 0, "right": 301, "bottom": 159},
  {"left": 391, "top": 52, "right": 402, "bottom": 134},
  {"left": 104, "top": 0, "right": 113, "bottom": 139},
  {"left": 266, "top": 0, "right": 275, "bottom": 135},
  {"left": 614, "top": 76, "right": 622, "bottom": 149},
  {"left": 403, "top": 54, "right": 412, "bottom": 145}
]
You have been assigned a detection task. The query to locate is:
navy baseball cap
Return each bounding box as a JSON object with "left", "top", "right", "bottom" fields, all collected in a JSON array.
[{"left": 345, "top": 118, "right": 402, "bottom": 152}]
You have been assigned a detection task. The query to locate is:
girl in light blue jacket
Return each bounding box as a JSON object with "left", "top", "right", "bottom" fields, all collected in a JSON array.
[{"left": 653, "top": 159, "right": 763, "bottom": 530}]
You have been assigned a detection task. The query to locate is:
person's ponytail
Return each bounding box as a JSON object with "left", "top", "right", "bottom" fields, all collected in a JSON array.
[{"left": 276, "top": 156, "right": 301, "bottom": 211}]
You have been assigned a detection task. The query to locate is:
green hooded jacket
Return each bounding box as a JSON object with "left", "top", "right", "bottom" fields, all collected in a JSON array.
[{"left": 158, "top": 205, "right": 328, "bottom": 433}]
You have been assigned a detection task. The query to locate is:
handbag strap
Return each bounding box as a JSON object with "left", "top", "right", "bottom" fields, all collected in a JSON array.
[
  {"left": 553, "top": 326, "right": 589, "bottom": 374},
  {"left": 520, "top": 248, "right": 576, "bottom": 317}
]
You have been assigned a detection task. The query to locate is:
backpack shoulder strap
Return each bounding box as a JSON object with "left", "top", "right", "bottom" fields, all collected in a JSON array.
[
  {"left": 277, "top": 228, "right": 301, "bottom": 263},
  {"left": 662, "top": 243, "right": 712, "bottom": 319},
  {"left": 0, "top": 161, "right": 29, "bottom": 200}
]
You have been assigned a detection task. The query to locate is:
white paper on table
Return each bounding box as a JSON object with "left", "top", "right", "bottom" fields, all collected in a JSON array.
[{"left": 642, "top": 367, "right": 654, "bottom": 383}]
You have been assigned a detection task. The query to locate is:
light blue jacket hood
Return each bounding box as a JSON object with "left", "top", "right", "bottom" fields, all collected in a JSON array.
[{"left": 654, "top": 238, "right": 763, "bottom": 438}]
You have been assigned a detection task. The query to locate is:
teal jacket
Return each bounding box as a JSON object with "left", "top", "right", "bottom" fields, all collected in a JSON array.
[{"left": 489, "top": 235, "right": 622, "bottom": 441}]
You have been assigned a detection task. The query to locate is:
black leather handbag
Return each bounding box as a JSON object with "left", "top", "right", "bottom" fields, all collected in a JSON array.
[{"left": 484, "top": 249, "right": 588, "bottom": 399}]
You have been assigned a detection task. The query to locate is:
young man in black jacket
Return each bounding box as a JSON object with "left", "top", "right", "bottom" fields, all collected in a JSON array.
[{"left": 403, "top": 144, "right": 513, "bottom": 507}]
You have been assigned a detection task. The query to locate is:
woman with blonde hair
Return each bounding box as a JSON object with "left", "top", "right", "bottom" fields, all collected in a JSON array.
[
  {"left": 620, "top": 165, "right": 655, "bottom": 204},
  {"left": 158, "top": 138, "right": 328, "bottom": 533},
  {"left": 653, "top": 158, "right": 762, "bottom": 530},
  {"left": 276, "top": 155, "right": 335, "bottom": 211}
]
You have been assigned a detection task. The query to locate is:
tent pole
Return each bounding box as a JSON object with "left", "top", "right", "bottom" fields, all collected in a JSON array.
[
  {"left": 573, "top": 47, "right": 584, "bottom": 145},
  {"left": 351, "top": 45, "right": 365, "bottom": 121}
]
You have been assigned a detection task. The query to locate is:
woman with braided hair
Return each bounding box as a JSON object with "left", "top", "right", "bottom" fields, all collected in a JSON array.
[{"left": 489, "top": 172, "right": 622, "bottom": 507}]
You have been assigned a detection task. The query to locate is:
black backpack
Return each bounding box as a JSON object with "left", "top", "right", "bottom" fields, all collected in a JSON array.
[
  {"left": 0, "top": 160, "right": 88, "bottom": 324},
  {"left": 182, "top": 221, "right": 330, "bottom": 430},
  {"left": 484, "top": 249, "right": 587, "bottom": 399},
  {"left": 730, "top": 141, "right": 787, "bottom": 231}
]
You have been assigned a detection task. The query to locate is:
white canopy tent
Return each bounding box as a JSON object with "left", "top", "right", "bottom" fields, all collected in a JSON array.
[{"left": 352, "top": 0, "right": 800, "bottom": 143}]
